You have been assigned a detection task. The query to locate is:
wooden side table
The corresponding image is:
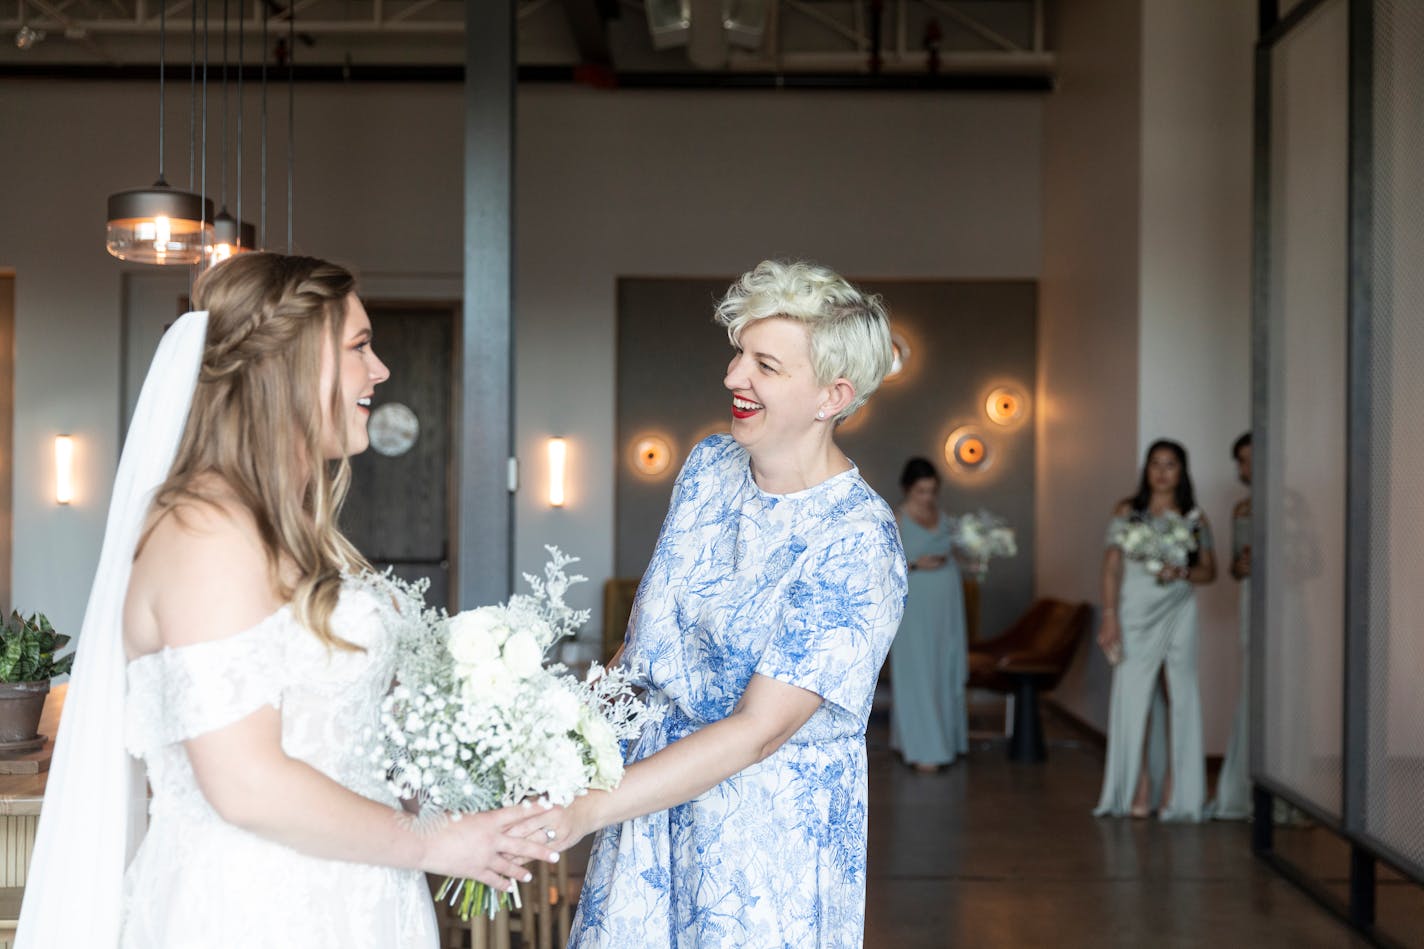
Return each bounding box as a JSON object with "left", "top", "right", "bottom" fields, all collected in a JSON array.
[
  {"left": 963, "top": 576, "right": 982, "bottom": 646},
  {"left": 0, "top": 684, "right": 65, "bottom": 949}
]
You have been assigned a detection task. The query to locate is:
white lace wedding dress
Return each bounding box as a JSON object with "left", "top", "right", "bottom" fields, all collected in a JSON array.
[{"left": 120, "top": 581, "right": 440, "bottom": 948}]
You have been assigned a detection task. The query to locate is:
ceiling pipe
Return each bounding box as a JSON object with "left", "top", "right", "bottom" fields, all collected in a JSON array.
[{"left": 1, "top": 60, "right": 1054, "bottom": 90}]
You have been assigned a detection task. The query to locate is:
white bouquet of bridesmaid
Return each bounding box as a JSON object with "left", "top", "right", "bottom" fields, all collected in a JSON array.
[
  {"left": 953, "top": 510, "right": 1018, "bottom": 579},
  {"left": 1111, "top": 510, "right": 1200, "bottom": 578},
  {"left": 367, "top": 547, "right": 658, "bottom": 921}
]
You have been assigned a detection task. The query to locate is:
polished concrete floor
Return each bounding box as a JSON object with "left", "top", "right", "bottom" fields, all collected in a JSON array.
[
  {"left": 561, "top": 694, "right": 1398, "bottom": 948},
  {"left": 858, "top": 704, "right": 1376, "bottom": 948}
]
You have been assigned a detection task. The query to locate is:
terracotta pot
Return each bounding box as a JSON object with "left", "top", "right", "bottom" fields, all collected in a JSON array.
[{"left": 0, "top": 680, "right": 51, "bottom": 743}]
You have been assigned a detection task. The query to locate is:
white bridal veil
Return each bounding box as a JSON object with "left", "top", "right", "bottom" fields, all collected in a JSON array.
[{"left": 15, "top": 311, "right": 208, "bottom": 949}]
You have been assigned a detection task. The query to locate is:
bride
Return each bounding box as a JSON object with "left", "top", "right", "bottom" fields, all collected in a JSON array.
[{"left": 16, "top": 253, "right": 556, "bottom": 948}]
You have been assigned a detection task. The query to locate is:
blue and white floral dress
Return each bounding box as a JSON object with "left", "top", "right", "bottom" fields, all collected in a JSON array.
[{"left": 571, "top": 434, "right": 907, "bottom": 949}]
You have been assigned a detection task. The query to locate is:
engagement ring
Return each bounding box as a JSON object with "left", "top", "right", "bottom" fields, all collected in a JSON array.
[{"left": 544, "top": 828, "right": 557, "bottom": 841}]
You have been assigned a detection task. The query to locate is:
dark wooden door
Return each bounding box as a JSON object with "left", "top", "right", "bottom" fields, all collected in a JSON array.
[{"left": 342, "top": 303, "right": 456, "bottom": 609}]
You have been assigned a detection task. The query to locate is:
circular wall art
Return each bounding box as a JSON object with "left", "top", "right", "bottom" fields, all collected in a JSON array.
[
  {"left": 630, "top": 435, "right": 673, "bottom": 476},
  {"left": 944, "top": 426, "right": 991, "bottom": 474},
  {"left": 985, "top": 386, "right": 1029, "bottom": 426},
  {"left": 367, "top": 402, "right": 420, "bottom": 457}
]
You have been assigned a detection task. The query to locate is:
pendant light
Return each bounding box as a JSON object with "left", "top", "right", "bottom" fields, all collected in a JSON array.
[
  {"left": 209, "top": 0, "right": 255, "bottom": 265},
  {"left": 260, "top": 0, "right": 269, "bottom": 249},
  {"left": 105, "top": 0, "right": 213, "bottom": 264},
  {"left": 285, "top": 3, "right": 295, "bottom": 252}
]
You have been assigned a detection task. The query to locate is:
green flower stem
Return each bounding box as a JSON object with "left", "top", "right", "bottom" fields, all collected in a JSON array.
[{"left": 439, "top": 875, "right": 521, "bottom": 922}]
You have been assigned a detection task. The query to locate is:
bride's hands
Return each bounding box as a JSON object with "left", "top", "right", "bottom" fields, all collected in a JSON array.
[
  {"left": 420, "top": 805, "right": 560, "bottom": 891},
  {"left": 507, "top": 794, "right": 602, "bottom": 852}
]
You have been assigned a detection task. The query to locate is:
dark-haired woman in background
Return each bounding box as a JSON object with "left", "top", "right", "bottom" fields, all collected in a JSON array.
[
  {"left": 888, "top": 457, "right": 969, "bottom": 771},
  {"left": 1208, "top": 431, "right": 1253, "bottom": 820},
  {"left": 1094, "top": 440, "right": 1217, "bottom": 821}
]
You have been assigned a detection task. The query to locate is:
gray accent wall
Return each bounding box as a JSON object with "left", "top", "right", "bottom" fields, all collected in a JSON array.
[{"left": 616, "top": 277, "right": 1037, "bottom": 640}]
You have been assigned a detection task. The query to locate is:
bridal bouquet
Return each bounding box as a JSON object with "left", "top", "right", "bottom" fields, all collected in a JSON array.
[
  {"left": 1110, "top": 510, "right": 1200, "bottom": 579},
  {"left": 953, "top": 510, "right": 1018, "bottom": 579},
  {"left": 367, "top": 548, "right": 659, "bottom": 920}
]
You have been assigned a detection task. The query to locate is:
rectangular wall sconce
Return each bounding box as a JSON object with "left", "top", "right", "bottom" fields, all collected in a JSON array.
[
  {"left": 55, "top": 434, "right": 75, "bottom": 505},
  {"left": 547, "top": 437, "right": 567, "bottom": 508}
]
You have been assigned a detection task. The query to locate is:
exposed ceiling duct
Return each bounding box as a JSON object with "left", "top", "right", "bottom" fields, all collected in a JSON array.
[{"left": 0, "top": 0, "right": 1054, "bottom": 89}]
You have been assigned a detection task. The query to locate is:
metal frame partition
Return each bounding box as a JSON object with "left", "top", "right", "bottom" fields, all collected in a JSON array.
[{"left": 1252, "top": 0, "right": 1424, "bottom": 944}]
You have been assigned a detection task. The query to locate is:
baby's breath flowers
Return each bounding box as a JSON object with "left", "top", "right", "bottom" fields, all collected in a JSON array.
[
  {"left": 1110, "top": 509, "right": 1201, "bottom": 580},
  {"left": 366, "top": 548, "right": 659, "bottom": 920}
]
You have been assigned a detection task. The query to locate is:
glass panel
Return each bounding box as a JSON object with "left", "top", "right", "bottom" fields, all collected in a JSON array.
[
  {"left": 1365, "top": 0, "right": 1424, "bottom": 873},
  {"left": 1261, "top": 0, "right": 1348, "bottom": 819}
]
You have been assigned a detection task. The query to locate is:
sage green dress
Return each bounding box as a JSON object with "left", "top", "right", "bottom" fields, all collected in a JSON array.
[
  {"left": 1094, "top": 512, "right": 1213, "bottom": 822},
  {"left": 1210, "top": 507, "right": 1253, "bottom": 820},
  {"left": 889, "top": 511, "right": 969, "bottom": 766}
]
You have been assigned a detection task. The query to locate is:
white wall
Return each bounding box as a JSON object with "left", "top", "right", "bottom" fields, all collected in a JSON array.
[
  {"left": 0, "top": 80, "right": 1044, "bottom": 642},
  {"left": 1039, "top": 0, "right": 1255, "bottom": 755},
  {"left": 0, "top": 81, "right": 465, "bottom": 639},
  {"left": 1138, "top": 0, "right": 1255, "bottom": 753},
  {"left": 1037, "top": 0, "right": 1144, "bottom": 732}
]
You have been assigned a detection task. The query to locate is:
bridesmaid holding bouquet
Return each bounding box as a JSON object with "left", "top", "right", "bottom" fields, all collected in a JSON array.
[{"left": 1094, "top": 440, "right": 1217, "bottom": 821}]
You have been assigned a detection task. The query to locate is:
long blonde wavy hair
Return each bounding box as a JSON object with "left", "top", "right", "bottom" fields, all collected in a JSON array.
[{"left": 143, "top": 252, "right": 369, "bottom": 650}]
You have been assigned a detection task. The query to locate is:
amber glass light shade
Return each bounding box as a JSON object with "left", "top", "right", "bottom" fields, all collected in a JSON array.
[{"left": 106, "top": 182, "right": 214, "bottom": 265}]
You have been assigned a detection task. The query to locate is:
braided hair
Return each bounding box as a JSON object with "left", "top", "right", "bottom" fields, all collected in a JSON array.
[{"left": 140, "top": 253, "right": 368, "bottom": 651}]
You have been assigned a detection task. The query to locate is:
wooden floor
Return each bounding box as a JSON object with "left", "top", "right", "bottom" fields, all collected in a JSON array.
[{"left": 562, "top": 695, "right": 1396, "bottom": 948}]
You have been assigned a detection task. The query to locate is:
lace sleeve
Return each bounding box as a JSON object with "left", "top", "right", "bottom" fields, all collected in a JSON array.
[{"left": 125, "top": 609, "right": 291, "bottom": 756}]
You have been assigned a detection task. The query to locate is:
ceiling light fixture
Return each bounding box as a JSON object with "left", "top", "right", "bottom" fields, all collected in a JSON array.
[
  {"left": 105, "top": 0, "right": 213, "bottom": 265},
  {"left": 210, "top": 0, "right": 256, "bottom": 265}
]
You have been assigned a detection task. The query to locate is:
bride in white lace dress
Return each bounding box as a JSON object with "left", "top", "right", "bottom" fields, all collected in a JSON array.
[{"left": 16, "top": 253, "right": 556, "bottom": 949}]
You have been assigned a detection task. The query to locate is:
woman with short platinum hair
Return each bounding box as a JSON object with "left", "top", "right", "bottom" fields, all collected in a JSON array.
[{"left": 513, "top": 258, "right": 908, "bottom": 948}]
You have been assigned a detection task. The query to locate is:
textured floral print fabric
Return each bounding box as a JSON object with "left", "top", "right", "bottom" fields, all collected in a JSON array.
[{"left": 572, "top": 435, "right": 907, "bottom": 948}]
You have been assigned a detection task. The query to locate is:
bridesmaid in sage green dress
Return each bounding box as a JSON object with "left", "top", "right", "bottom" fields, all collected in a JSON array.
[
  {"left": 1095, "top": 440, "right": 1217, "bottom": 821},
  {"left": 889, "top": 457, "right": 969, "bottom": 771},
  {"left": 1210, "top": 432, "right": 1253, "bottom": 820}
]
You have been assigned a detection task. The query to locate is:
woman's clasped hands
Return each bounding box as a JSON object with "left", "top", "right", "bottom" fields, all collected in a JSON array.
[
  {"left": 506, "top": 795, "right": 599, "bottom": 854},
  {"left": 421, "top": 805, "right": 561, "bottom": 893}
]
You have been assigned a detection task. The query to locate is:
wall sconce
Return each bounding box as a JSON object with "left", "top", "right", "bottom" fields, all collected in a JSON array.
[
  {"left": 944, "top": 426, "right": 991, "bottom": 474},
  {"left": 630, "top": 435, "right": 673, "bottom": 477},
  {"left": 985, "top": 386, "right": 1029, "bottom": 426},
  {"left": 885, "top": 331, "right": 911, "bottom": 382},
  {"left": 55, "top": 435, "right": 75, "bottom": 505},
  {"left": 547, "top": 437, "right": 567, "bottom": 508}
]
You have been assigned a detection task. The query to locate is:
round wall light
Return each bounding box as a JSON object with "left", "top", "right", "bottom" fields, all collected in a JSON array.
[
  {"left": 885, "top": 332, "right": 911, "bottom": 381},
  {"left": 631, "top": 435, "right": 674, "bottom": 476},
  {"left": 945, "top": 426, "right": 991, "bottom": 474},
  {"left": 985, "top": 386, "right": 1028, "bottom": 426}
]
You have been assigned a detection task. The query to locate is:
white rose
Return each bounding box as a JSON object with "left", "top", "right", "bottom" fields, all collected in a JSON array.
[
  {"left": 501, "top": 629, "right": 545, "bottom": 680},
  {"left": 579, "top": 710, "right": 624, "bottom": 789},
  {"left": 543, "top": 687, "right": 582, "bottom": 733},
  {"left": 447, "top": 608, "right": 505, "bottom": 665},
  {"left": 462, "top": 660, "right": 516, "bottom": 704},
  {"left": 544, "top": 735, "right": 586, "bottom": 786}
]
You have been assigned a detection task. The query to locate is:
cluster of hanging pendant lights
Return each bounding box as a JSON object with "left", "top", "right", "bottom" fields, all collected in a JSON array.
[{"left": 106, "top": 0, "right": 292, "bottom": 268}]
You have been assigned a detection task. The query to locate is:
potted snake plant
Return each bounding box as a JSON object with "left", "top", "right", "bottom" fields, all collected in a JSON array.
[{"left": 0, "top": 611, "right": 73, "bottom": 749}]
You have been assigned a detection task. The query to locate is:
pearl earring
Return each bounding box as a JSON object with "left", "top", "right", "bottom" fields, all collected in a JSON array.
[{"left": 817, "top": 411, "right": 825, "bottom": 420}]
